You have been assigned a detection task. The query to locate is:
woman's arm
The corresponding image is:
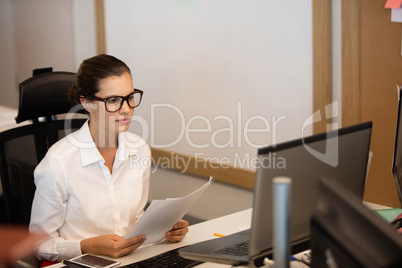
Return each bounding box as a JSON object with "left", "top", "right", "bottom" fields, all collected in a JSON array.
[{"left": 29, "top": 154, "right": 81, "bottom": 261}]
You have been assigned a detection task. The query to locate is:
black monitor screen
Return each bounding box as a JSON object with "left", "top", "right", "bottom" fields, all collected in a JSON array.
[
  {"left": 311, "top": 178, "right": 402, "bottom": 268},
  {"left": 249, "top": 121, "right": 372, "bottom": 257}
]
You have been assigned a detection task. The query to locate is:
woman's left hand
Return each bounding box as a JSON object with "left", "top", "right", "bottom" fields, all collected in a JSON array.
[{"left": 165, "top": 219, "right": 189, "bottom": 242}]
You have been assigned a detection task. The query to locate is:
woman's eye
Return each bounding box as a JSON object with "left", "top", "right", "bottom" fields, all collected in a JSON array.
[{"left": 106, "top": 98, "right": 120, "bottom": 104}]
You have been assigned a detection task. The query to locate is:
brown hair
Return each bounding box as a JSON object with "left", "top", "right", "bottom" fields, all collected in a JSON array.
[{"left": 68, "top": 54, "right": 132, "bottom": 105}]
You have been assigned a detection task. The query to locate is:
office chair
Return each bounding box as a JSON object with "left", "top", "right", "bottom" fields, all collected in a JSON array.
[
  {"left": 0, "top": 69, "right": 87, "bottom": 226},
  {"left": 15, "top": 69, "right": 79, "bottom": 123}
]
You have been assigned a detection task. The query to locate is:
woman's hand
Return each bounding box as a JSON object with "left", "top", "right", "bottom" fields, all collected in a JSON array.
[
  {"left": 165, "top": 220, "right": 189, "bottom": 243},
  {"left": 80, "top": 234, "right": 146, "bottom": 258}
]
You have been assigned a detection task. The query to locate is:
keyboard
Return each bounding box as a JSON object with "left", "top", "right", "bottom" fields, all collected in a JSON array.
[
  {"left": 121, "top": 248, "right": 203, "bottom": 268},
  {"left": 214, "top": 241, "right": 249, "bottom": 256}
]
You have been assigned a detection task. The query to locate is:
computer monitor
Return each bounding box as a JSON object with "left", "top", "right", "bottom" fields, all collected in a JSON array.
[
  {"left": 392, "top": 88, "right": 402, "bottom": 206},
  {"left": 311, "top": 177, "right": 402, "bottom": 268},
  {"left": 179, "top": 122, "right": 372, "bottom": 266},
  {"left": 249, "top": 121, "right": 372, "bottom": 256}
]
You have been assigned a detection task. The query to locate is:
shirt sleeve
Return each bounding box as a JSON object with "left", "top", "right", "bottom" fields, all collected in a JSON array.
[{"left": 29, "top": 153, "right": 82, "bottom": 261}]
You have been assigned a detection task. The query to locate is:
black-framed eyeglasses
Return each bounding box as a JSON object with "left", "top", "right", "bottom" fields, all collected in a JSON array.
[{"left": 88, "top": 89, "right": 143, "bottom": 112}]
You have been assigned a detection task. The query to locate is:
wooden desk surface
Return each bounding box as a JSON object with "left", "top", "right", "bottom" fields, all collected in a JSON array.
[{"left": 48, "top": 209, "right": 252, "bottom": 268}]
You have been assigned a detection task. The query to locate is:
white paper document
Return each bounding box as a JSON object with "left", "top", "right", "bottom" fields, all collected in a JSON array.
[{"left": 125, "top": 177, "right": 214, "bottom": 245}]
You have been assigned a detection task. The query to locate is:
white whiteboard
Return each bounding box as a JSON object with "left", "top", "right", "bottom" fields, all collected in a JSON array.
[{"left": 104, "top": 0, "right": 313, "bottom": 170}]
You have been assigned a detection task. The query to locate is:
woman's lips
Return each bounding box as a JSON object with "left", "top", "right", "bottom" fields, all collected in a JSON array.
[{"left": 118, "top": 118, "right": 131, "bottom": 125}]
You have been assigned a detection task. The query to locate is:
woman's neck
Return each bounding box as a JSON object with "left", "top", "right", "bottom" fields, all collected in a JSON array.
[{"left": 89, "top": 121, "right": 118, "bottom": 149}]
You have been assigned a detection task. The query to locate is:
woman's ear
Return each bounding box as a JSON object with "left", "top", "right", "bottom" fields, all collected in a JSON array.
[{"left": 80, "top": 97, "right": 95, "bottom": 113}]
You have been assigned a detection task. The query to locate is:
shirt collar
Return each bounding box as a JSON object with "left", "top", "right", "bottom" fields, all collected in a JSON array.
[
  {"left": 77, "top": 121, "right": 103, "bottom": 167},
  {"left": 75, "top": 121, "right": 140, "bottom": 167}
]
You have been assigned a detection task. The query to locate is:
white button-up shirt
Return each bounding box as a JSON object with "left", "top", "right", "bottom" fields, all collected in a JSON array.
[{"left": 29, "top": 121, "right": 151, "bottom": 261}]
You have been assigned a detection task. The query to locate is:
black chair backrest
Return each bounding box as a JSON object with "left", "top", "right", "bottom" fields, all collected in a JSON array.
[
  {"left": 0, "top": 69, "right": 87, "bottom": 225},
  {"left": 15, "top": 71, "right": 84, "bottom": 123},
  {"left": 0, "top": 119, "right": 86, "bottom": 225}
]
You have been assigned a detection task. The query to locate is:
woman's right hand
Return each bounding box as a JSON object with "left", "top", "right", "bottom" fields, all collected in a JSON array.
[{"left": 80, "top": 234, "right": 146, "bottom": 258}]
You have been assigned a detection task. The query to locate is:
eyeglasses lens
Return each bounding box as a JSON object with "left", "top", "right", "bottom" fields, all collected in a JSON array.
[
  {"left": 129, "top": 92, "right": 142, "bottom": 108},
  {"left": 105, "top": 92, "right": 142, "bottom": 112}
]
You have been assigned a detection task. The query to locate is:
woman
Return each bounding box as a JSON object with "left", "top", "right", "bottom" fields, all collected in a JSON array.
[{"left": 29, "top": 54, "right": 188, "bottom": 262}]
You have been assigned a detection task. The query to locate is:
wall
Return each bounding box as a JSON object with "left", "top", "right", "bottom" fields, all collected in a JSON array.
[
  {"left": 332, "top": 0, "right": 342, "bottom": 123},
  {"left": 12, "top": 0, "right": 76, "bottom": 83},
  {"left": 0, "top": 0, "right": 18, "bottom": 108},
  {"left": 104, "top": 0, "right": 314, "bottom": 170},
  {"left": 72, "top": 0, "right": 97, "bottom": 70},
  {"left": 340, "top": 0, "right": 402, "bottom": 207},
  {"left": 0, "top": 0, "right": 96, "bottom": 109},
  {"left": 0, "top": 0, "right": 257, "bottom": 219},
  {"left": 0, "top": 0, "right": 315, "bottom": 171},
  {"left": 360, "top": 0, "right": 402, "bottom": 207},
  {"left": 149, "top": 168, "right": 253, "bottom": 221}
]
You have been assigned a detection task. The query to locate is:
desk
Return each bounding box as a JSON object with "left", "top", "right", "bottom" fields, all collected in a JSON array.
[
  {"left": 49, "top": 202, "right": 391, "bottom": 267},
  {"left": 50, "top": 209, "right": 252, "bottom": 268},
  {"left": 121, "top": 209, "right": 251, "bottom": 267},
  {"left": 113, "top": 202, "right": 390, "bottom": 267},
  {"left": 49, "top": 209, "right": 311, "bottom": 268}
]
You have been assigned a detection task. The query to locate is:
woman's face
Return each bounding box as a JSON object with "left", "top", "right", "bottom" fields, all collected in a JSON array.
[{"left": 87, "top": 72, "right": 135, "bottom": 142}]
